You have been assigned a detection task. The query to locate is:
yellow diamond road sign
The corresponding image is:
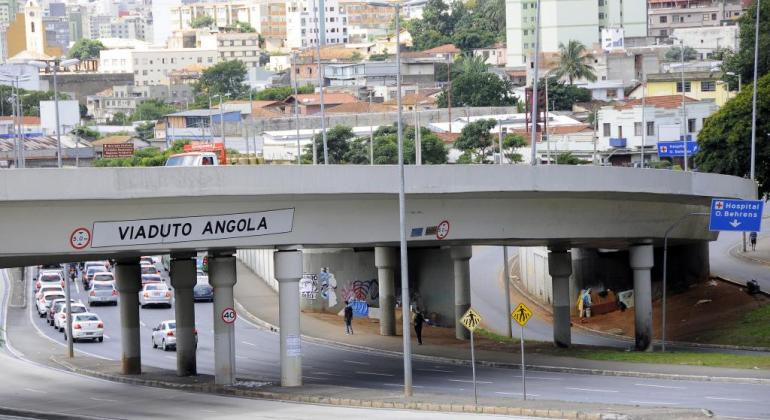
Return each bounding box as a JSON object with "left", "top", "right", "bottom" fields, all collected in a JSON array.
[
  {"left": 460, "top": 307, "right": 482, "bottom": 332},
  {"left": 511, "top": 303, "right": 533, "bottom": 327}
]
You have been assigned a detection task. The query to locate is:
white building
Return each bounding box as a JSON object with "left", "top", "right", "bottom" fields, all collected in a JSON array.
[
  {"left": 167, "top": 29, "right": 263, "bottom": 68},
  {"left": 505, "top": 0, "right": 646, "bottom": 66},
  {"left": 671, "top": 26, "right": 740, "bottom": 60},
  {"left": 40, "top": 100, "right": 80, "bottom": 135},
  {"left": 100, "top": 47, "right": 219, "bottom": 85},
  {"left": 169, "top": 0, "right": 262, "bottom": 33},
  {"left": 285, "top": 0, "right": 348, "bottom": 48}
]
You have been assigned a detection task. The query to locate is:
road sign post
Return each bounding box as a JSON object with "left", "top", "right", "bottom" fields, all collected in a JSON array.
[
  {"left": 511, "top": 302, "right": 533, "bottom": 400},
  {"left": 459, "top": 307, "right": 482, "bottom": 405}
]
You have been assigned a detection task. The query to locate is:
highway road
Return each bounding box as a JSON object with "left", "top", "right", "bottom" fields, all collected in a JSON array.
[
  {"left": 710, "top": 216, "right": 770, "bottom": 290},
  {"left": 14, "top": 262, "right": 770, "bottom": 419}
]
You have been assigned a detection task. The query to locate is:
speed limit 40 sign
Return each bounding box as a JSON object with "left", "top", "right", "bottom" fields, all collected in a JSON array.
[{"left": 221, "top": 307, "right": 237, "bottom": 324}]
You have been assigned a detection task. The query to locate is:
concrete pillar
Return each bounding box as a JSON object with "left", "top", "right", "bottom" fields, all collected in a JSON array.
[
  {"left": 629, "top": 243, "right": 654, "bottom": 352},
  {"left": 274, "top": 247, "right": 303, "bottom": 387},
  {"left": 451, "top": 246, "right": 472, "bottom": 340},
  {"left": 115, "top": 259, "right": 142, "bottom": 375},
  {"left": 209, "top": 251, "right": 237, "bottom": 385},
  {"left": 548, "top": 248, "right": 572, "bottom": 348},
  {"left": 170, "top": 253, "right": 197, "bottom": 376},
  {"left": 374, "top": 247, "right": 397, "bottom": 336}
]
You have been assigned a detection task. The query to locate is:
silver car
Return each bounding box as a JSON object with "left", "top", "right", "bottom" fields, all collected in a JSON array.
[
  {"left": 139, "top": 283, "right": 173, "bottom": 308},
  {"left": 66, "top": 312, "right": 104, "bottom": 343},
  {"left": 151, "top": 320, "right": 197, "bottom": 351},
  {"left": 88, "top": 282, "right": 118, "bottom": 306}
]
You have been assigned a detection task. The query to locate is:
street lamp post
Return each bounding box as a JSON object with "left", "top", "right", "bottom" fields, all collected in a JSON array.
[
  {"left": 633, "top": 76, "right": 647, "bottom": 167},
  {"left": 1, "top": 74, "right": 32, "bottom": 168},
  {"left": 529, "top": 0, "right": 542, "bottom": 165},
  {"left": 750, "top": 0, "right": 760, "bottom": 181},
  {"left": 292, "top": 51, "right": 301, "bottom": 164},
  {"left": 313, "top": 0, "right": 329, "bottom": 164},
  {"left": 678, "top": 39, "right": 688, "bottom": 172}
]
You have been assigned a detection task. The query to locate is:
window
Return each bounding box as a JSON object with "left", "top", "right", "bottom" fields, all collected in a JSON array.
[
  {"left": 701, "top": 81, "right": 716, "bottom": 92},
  {"left": 712, "top": 13, "right": 717, "bottom": 20},
  {"left": 676, "top": 81, "right": 691, "bottom": 92},
  {"left": 660, "top": 16, "right": 667, "bottom": 23},
  {"left": 646, "top": 121, "right": 655, "bottom": 136},
  {"left": 599, "top": 12, "right": 605, "bottom": 19},
  {"left": 634, "top": 122, "right": 642, "bottom": 136},
  {"left": 603, "top": 123, "right": 611, "bottom": 137},
  {"left": 598, "top": 0, "right": 605, "bottom": 5},
  {"left": 688, "top": 118, "right": 697, "bottom": 133}
]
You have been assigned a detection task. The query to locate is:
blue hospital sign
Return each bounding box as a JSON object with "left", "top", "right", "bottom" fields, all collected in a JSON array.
[{"left": 709, "top": 199, "right": 764, "bottom": 232}]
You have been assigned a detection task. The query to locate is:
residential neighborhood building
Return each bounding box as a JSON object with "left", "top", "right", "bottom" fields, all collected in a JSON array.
[
  {"left": 167, "top": 29, "right": 263, "bottom": 68},
  {"left": 285, "top": 0, "right": 349, "bottom": 48},
  {"left": 169, "top": 0, "right": 261, "bottom": 33},
  {"left": 322, "top": 60, "right": 435, "bottom": 87},
  {"left": 628, "top": 71, "right": 734, "bottom": 106},
  {"left": 671, "top": 26, "right": 740, "bottom": 59},
  {"left": 648, "top": 0, "right": 746, "bottom": 39},
  {"left": 99, "top": 47, "right": 219, "bottom": 85},
  {"left": 86, "top": 84, "right": 194, "bottom": 124},
  {"left": 341, "top": 0, "right": 394, "bottom": 43},
  {"left": 473, "top": 44, "right": 507, "bottom": 67},
  {"left": 284, "top": 92, "right": 359, "bottom": 114}
]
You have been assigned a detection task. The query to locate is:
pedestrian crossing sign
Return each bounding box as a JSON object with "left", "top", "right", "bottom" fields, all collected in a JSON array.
[
  {"left": 511, "top": 303, "right": 533, "bottom": 327},
  {"left": 460, "top": 307, "right": 482, "bottom": 332}
]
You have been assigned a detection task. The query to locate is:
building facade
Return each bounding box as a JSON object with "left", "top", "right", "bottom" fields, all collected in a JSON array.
[
  {"left": 99, "top": 47, "right": 219, "bottom": 85},
  {"left": 648, "top": 0, "right": 746, "bottom": 39},
  {"left": 629, "top": 71, "right": 734, "bottom": 106},
  {"left": 285, "top": 0, "right": 348, "bottom": 48},
  {"left": 86, "top": 84, "right": 193, "bottom": 123}
]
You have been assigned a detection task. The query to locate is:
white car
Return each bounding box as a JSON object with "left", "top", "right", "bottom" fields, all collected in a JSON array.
[
  {"left": 88, "top": 282, "right": 118, "bottom": 306},
  {"left": 35, "top": 285, "right": 63, "bottom": 300},
  {"left": 35, "top": 272, "right": 64, "bottom": 294},
  {"left": 36, "top": 290, "right": 65, "bottom": 317},
  {"left": 91, "top": 272, "right": 115, "bottom": 286},
  {"left": 54, "top": 302, "right": 88, "bottom": 331},
  {"left": 139, "top": 283, "right": 173, "bottom": 308},
  {"left": 151, "top": 320, "right": 197, "bottom": 351},
  {"left": 65, "top": 313, "right": 104, "bottom": 343}
]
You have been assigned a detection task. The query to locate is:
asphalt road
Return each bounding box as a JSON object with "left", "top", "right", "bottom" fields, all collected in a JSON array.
[
  {"left": 18, "top": 263, "right": 770, "bottom": 419},
  {"left": 710, "top": 216, "right": 770, "bottom": 290}
]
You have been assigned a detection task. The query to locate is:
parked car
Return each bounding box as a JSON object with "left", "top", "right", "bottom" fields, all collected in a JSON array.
[
  {"left": 36, "top": 290, "right": 65, "bottom": 317},
  {"left": 88, "top": 282, "right": 118, "bottom": 306},
  {"left": 54, "top": 302, "right": 88, "bottom": 332},
  {"left": 141, "top": 274, "right": 162, "bottom": 286},
  {"left": 139, "top": 283, "right": 173, "bottom": 308},
  {"left": 65, "top": 313, "right": 104, "bottom": 343},
  {"left": 35, "top": 271, "right": 64, "bottom": 292},
  {"left": 83, "top": 266, "right": 109, "bottom": 290},
  {"left": 151, "top": 320, "right": 197, "bottom": 351},
  {"left": 47, "top": 298, "right": 76, "bottom": 326},
  {"left": 35, "top": 285, "right": 63, "bottom": 300}
]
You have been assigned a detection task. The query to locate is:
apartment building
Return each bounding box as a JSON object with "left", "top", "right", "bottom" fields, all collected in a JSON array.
[
  {"left": 285, "top": 0, "right": 348, "bottom": 48},
  {"left": 340, "top": 0, "right": 393, "bottom": 43},
  {"left": 168, "top": 29, "right": 263, "bottom": 68},
  {"left": 648, "top": 0, "right": 746, "bottom": 39},
  {"left": 170, "top": 0, "right": 261, "bottom": 33},
  {"left": 100, "top": 47, "right": 219, "bottom": 85},
  {"left": 87, "top": 84, "right": 193, "bottom": 123}
]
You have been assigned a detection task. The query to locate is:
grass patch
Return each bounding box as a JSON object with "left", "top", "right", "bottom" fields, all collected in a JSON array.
[
  {"left": 695, "top": 304, "right": 770, "bottom": 347},
  {"left": 476, "top": 328, "right": 521, "bottom": 344},
  {"left": 569, "top": 349, "right": 770, "bottom": 370}
]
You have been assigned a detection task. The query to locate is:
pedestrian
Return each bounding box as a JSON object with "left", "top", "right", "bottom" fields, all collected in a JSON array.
[
  {"left": 582, "top": 288, "right": 592, "bottom": 319},
  {"left": 414, "top": 310, "right": 425, "bottom": 345},
  {"left": 750, "top": 231, "right": 758, "bottom": 251},
  {"left": 343, "top": 300, "right": 354, "bottom": 335}
]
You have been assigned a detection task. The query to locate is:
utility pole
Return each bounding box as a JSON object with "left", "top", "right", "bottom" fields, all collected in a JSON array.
[
  {"left": 680, "top": 39, "right": 688, "bottom": 171},
  {"left": 529, "top": 0, "right": 542, "bottom": 165}
]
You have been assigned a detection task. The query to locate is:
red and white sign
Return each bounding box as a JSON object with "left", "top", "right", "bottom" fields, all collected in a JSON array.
[
  {"left": 69, "top": 227, "right": 92, "bottom": 250},
  {"left": 221, "top": 307, "right": 237, "bottom": 324},
  {"left": 436, "top": 220, "right": 450, "bottom": 240}
]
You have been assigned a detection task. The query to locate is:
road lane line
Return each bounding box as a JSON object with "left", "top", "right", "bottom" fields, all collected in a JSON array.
[
  {"left": 302, "top": 376, "right": 326, "bottom": 380},
  {"left": 343, "top": 360, "right": 369, "bottom": 365},
  {"left": 312, "top": 372, "right": 342, "bottom": 376},
  {"left": 705, "top": 396, "right": 753, "bottom": 402},
  {"left": 634, "top": 383, "right": 686, "bottom": 390},
  {"left": 355, "top": 371, "right": 395, "bottom": 377},
  {"left": 566, "top": 387, "right": 619, "bottom": 393},
  {"left": 23, "top": 388, "right": 44, "bottom": 394},
  {"left": 417, "top": 368, "right": 454, "bottom": 373},
  {"left": 164, "top": 355, "right": 175, "bottom": 360},
  {"left": 139, "top": 321, "right": 146, "bottom": 327},
  {"left": 629, "top": 400, "right": 680, "bottom": 405},
  {"left": 241, "top": 341, "right": 257, "bottom": 346},
  {"left": 90, "top": 397, "right": 117, "bottom": 402},
  {"left": 104, "top": 335, "right": 110, "bottom": 340},
  {"left": 448, "top": 379, "right": 493, "bottom": 384},
  {"left": 384, "top": 383, "right": 424, "bottom": 389}
]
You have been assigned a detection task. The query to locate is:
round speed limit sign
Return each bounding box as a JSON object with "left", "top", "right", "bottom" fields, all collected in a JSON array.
[
  {"left": 221, "top": 308, "right": 237, "bottom": 324},
  {"left": 69, "top": 227, "right": 91, "bottom": 250},
  {"left": 436, "top": 220, "right": 450, "bottom": 240}
]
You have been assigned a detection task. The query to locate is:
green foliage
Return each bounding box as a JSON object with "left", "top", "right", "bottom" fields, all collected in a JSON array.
[
  {"left": 195, "top": 60, "right": 249, "bottom": 100},
  {"left": 93, "top": 140, "right": 189, "bottom": 167},
  {"left": 301, "top": 125, "right": 356, "bottom": 164},
  {"left": 190, "top": 14, "right": 214, "bottom": 29},
  {"left": 252, "top": 85, "right": 314, "bottom": 101},
  {"left": 0, "top": 86, "right": 70, "bottom": 117},
  {"left": 503, "top": 133, "right": 526, "bottom": 163},
  {"left": 406, "top": 0, "right": 502, "bottom": 52},
  {"left": 665, "top": 45, "right": 699, "bottom": 62},
  {"left": 224, "top": 21, "right": 256, "bottom": 33},
  {"left": 68, "top": 39, "right": 105, "bottom": 60},
  {"left": 454, "top": 119, "right": 498, "bottom": 163},
  {"left": 70, "top": 125, "right": 100, "bottom": 141},
  {"left": 722, "top": 0, "right": 770, "bottom": 83},
  {"left": 695, "top": 73, "right": 770, "bottom": 196},
  {"left": 552, "top": 40, "right": 597, "bottom": 84},
  {"left": 554, "top": 151, "right": 588, "bottom": 165},
  {"left": 109, "top": 112, "right": 129, "bottom": 126},
  {"left": 541, "top": 77, "right": 592, "bottom": 111},
  {"left": 135, "top": 122, "right": 156, "bottom": 141},
  {"left": 436, "top": 56, "right": 516, "bottom": 107},
  {"left": 132, "top": 99, "right": 176, "bottom": 121}
]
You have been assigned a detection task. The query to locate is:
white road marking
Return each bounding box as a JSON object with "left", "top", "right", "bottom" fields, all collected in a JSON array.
[
  {"left": 312, "top": 372, "right": 342, "bottom": 376},
  {"left": 417, "top": 368, "right": 454, "bottom": 373},
  {"left": 705, "top": 396, "right": 753, "bottom": 402},
  {"left": 511, "top": 375, "right": 560, "bottom": 381},
  {"left": 383, "top": 383, "right": 424, "bottom": 389},
  {"left": 302, "top": 376, "right": 326, "bottom": 380},
  {"left": 448, "top": 379, "right": 493, "bottom": 384},
  {"left": 90, "top": 397, "right": 117, "bottom": 403},
  {"left": 495, "top": 392, "right": 540, "bottom": 397},
  {"left": 241, "top": 341, "right": 257, "bottom": 346},
  {"left": 164, "top": 356, "right": 175, "bottom": 360},
  {"left": 23, "top": 388, "right": 44, "bottom": 394},
  {"left": 103, "top": 335, "right": 110, "bottom": 340},
  {"left": 629, "top": 400, "right": 680, "bottom": 405},
  {"left": 139, "top": 321, "right": 146, "bottom": 327},
  {"left": 634, "top": 383, "right": 686, "bottom": 390},
  {"left": 355, "top": 371, "right": 395, "bottom": 377},
  {"left": 235, "top": 355, "right": 248, "bottom": 360},
  {"left": 566, "top": 387, "right": 619, "bottom": 393},
  {"left": 343, "top": 360, "right": 369, "bottom": 365}
]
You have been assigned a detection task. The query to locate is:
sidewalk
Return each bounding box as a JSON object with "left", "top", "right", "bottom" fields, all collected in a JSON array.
[
  {"left": 731, "top": 234, "right": 770, "bottom": 267},
  {"left": 233, "top": 260, "right": 770, "bottom": 383}
]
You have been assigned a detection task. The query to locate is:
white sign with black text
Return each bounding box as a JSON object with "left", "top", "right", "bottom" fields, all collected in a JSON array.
[{"left": 90, "top": 209, "right": 294, "bottom": 248}]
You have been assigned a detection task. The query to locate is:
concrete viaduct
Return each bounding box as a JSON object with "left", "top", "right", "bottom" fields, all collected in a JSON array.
[{"left": 0, "top": 165, "right": 756, "bottom": 387}]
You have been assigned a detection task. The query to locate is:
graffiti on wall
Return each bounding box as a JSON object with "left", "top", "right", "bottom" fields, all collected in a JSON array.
[
  {"left": 341, "top": 279, "right": 379, "bottom": 303},
  {"left": 300, "top": 273, "right": 318, "bottom": 300},
  {"left": 319, "top": 268, "right": 338, "bottom": 307}
]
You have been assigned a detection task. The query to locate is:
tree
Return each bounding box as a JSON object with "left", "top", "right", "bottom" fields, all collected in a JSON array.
[
  {"left": 665, "top": 45, "right": 699, "bottom": 62},
  {"left": 194, "top": 60, "right": 249, "bottom": 99},
  {"left": 503, "top": 133, "right": 526, "bottom": 163},
  {"left": 252, "top": 85, "right": 314, "bottom": 101},
  {"left": 227, "top": 21, "right": 256, "bottom": 33},
  {"left": 135, "top": 121, "right": 155, "bottom": 140},
  {"left": 132, "top": 99, "right": 175, "bottom": 121},
  {"left": 722, "top": 0, "right": 770, "bottom": 82},
  {"left": 20, "top": 90, "right": 68, "bottom": 116},
  {"left": 436, "top": 71, "right": 516, "bottom": 108},
  {"left": 301, "top": 125, "right": 356, "bottom": 164},
  {"left": 540, "top": 77, "right": 592, "bottom": 111},
  {"left": 552, "top": 40, "right": 597, "bottom": 84},
  {"left": 406, "top": 0, "right": 499, "bottom": 52},
  {"left": 190, "top": 14, "right": 214, "bottom": 29},
  {"left": 71, "top": 125, "right": 100, "bottom": 141},
  {"left": 454, "top": 119, "right": 498, "bottom": 163},
  {"left": 68, "top": 39, "right": 105, "bottom": 60},
  {"left": 695, "top": 73, "right": 770, "bottom": 196},
  {"left": 110, "top": 112, "right": 129, "bottom": 125}
]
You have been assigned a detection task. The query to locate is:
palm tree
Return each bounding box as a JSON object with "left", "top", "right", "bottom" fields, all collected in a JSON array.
[{"left": 552, "top": 40, "right": 597, "bottom": 85}]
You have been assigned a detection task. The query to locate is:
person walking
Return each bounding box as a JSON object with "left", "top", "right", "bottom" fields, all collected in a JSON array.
[
  {"left": 343, "top": 300, "right": 354, "bottom": 335},
  {"left": 750, "top": 231, "right": 758, "bottom": 251},
  {"left": 414, "top": 310, "right": 425, "bottom": 345}
]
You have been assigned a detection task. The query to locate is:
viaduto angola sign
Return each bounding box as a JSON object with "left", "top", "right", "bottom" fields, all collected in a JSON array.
[{"left": 90, "top": 209, "right": 294, "bottom": 248}]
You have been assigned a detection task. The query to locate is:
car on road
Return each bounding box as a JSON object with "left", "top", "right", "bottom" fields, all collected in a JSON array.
[
  {"left": 65, "top": 313, "right": 104, "bottom": 343},
  {"left": 193, "top": 282, "right": 213, "bottom": 302},
  {"left": 35, "top": 271, "right": 64, "bottom": 292},
  {"left": 141, "top": 264, "right": 160, "bottom": 276},
  {"left": 83, "top": 265, "right": 109, "bottom": 290},
  {"left": 151, "top": 320, "right": 197, "bottom": 351},
  {"left": 139, "top": 283, "right": 173, "bottom": 308},
  {"left": 35, "top": 285, "right": 63, "bottom": 300},
  {"left": 54, "top": 302, "right": 88, "bottom": 331},
  {"left": 88, "top": 282, "right": 118, "bottom": 306},
  {"left": 141, "top": 274, "right": 162, "bottom": 286},
  {"left": 36, "top": 290, "right": 66, "bottom": 317},
  {"left": 47, "top": 298, "right": 76, "bottom": 326},
  {"left": 91, "top": 272, "right": 115, "bottom": 286}
]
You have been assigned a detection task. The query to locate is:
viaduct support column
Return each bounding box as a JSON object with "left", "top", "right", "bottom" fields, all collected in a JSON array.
[
  {"left": 115, "top": 258, "right": 142, "bottom": 375},
  {"left": 630, "top": 243, "right": 654, "bottom": 352},
  {"left": 170, "top": 253, "right": 197, "bottom": 376},
  {"left": 274, "top": 247, "right": 303, "bottom": 387},
  {"left": 209, "top": 251, "right": 237, "bottom": 385},
  {"left": 451, "top": 246, "right": 472, "bottom": 340},
  {"left": 374, "top": 247, "right": 397, "bottom": 336},
  {"left": 548, "top": 248, "right": 572, "bottom": 348}
]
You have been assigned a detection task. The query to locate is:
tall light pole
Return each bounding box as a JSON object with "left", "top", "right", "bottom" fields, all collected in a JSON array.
[
  {"left": 313, "top": 0, "right": 328, "bottom": 164},
  {"left": 29, "top": 58, "right": 80, "bottom": 168},
  {"left": 529, "top": 0, "right": 542, "bottom": 165},
  {"left": 677, "top": 39, "right": 688, "bottom": 172},
  {"left": 633, "top": 76, "right": 647, "bottom": 167},
  {"left": 1, "top": 73, "right": 32, "bottom": 168},
  {"left": 750, "top": 0, "right": 760, "bottom": 181},
  {"left": 369, "top": 90, "right": 374, "bottom": 165},
  {"left": 292, "top": 51, "right": 301, "bottom": 164}
]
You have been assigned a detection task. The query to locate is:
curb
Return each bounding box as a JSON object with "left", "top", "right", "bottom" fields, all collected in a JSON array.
[
  {"left": 232, "top": 299, "right": 770, "bottom": 385},
  {"left": 49, "top": 357, "right": 698, "bottom": 420},
  {"left": 0, "top": 406, "right": 114, "bottom": 420}
]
